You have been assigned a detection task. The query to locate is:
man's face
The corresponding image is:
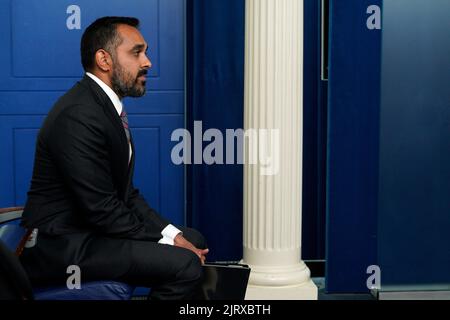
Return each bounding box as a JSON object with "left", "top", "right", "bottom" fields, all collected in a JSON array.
[{"left": 110, "top": 24, "right": 152, "bottom": 98}]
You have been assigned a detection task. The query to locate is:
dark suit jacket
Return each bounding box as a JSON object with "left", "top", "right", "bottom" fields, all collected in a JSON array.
[{"left": 21, "top": 75, "right": 169, "bottom": 242}]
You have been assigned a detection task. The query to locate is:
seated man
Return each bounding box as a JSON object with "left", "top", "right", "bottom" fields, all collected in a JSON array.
[{"left": 20, "top": 16, "right": 208, "bottom": 300}]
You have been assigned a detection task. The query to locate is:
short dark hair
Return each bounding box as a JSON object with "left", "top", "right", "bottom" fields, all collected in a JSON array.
[{"left": 81, "top": 17, "right": 140, "bottom": 71}]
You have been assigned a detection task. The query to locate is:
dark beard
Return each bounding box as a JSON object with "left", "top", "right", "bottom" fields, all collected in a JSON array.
[{"left": 111, "top": 63, "right": 148, "bottom": 98}]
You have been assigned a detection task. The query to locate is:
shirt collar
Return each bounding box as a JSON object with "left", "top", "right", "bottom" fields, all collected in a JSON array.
[{"left": 86, "top": 72, "right": 123, "bottom": 116}]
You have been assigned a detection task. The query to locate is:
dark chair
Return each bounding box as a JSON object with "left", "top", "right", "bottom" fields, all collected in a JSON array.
[{"left": 0, "top": 207, "right": 135, "bottom": 300}]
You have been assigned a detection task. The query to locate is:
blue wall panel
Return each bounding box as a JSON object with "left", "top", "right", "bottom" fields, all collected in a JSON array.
[
  {"left": 378, "top": 0, "right": 450, "bottom": 289},
  {"left": 0, "top": 0, "right": 183, "bottom": 91},
  {"left": 326, "top": 0, "right": 382, "bottom": 293},
  {"left": 131, "top": 115, "right": 185, "bottom": 226},
  {"left": 0, "top": 1, "right": 186, "bottom": 228},
  {"left": 13, "top": 128, "right": 40, "bottom": 205},
  {"left": 0, "top": 116, "right": 44, "bottom": 206}
]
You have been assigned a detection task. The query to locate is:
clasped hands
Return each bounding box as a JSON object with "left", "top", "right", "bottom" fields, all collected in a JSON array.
[{"left": 174, "top": 234, "right": 209, "bottom": 265}]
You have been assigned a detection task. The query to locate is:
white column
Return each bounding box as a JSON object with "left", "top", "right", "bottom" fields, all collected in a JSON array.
[{"left": 242, "top": 0, "right": 318, "bottom": 300}]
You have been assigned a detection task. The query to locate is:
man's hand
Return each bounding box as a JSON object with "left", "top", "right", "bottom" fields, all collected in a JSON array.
[{"left": 174, "top": 234, "right": 209, "bottom": 265}]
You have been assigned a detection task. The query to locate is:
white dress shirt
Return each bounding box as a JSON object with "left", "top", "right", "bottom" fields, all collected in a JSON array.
[{"left": 86, "top": 73, "right": 182, "bottom": 245}]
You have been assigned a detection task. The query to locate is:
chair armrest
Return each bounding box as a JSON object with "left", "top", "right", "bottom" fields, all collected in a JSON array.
[
  {"left": 0, "top": 207, "right": 24, "bottom": 214},
  {"left": 0, "top": 207, "right": 24, "bottom": 224}
]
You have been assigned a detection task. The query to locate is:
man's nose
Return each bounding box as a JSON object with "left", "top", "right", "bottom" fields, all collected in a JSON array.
[{"left": 142, "top": 55, "right": 152, "bottom": 69}]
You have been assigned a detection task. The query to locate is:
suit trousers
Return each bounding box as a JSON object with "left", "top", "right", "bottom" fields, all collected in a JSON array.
[{"left": 20, "top": 227, "right": 207, "bottom": 300}]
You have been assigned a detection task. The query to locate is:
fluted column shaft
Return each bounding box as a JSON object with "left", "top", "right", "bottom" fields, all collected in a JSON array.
[{"left": 243, "top": 0, "right": 317, "bottom": 300}]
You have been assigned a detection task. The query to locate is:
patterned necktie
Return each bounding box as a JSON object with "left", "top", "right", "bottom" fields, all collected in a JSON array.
[{"left": 120, "top": 109, "right": 131, "bottom": 143}]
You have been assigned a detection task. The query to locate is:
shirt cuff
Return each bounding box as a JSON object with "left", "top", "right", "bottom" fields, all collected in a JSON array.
[{"left": 158, "top": 224, "right": 182, "bottom": 246}]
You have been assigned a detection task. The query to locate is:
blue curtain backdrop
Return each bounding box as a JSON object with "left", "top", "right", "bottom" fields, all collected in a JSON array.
[
  {"left": 186, "top": 0, "right": 326, "bottom": 262},
  {"left": 302, "top": 0, "right": 328, "bottom": 260},
  {"left": 186, "top": 0, "right": 246, "bottom": 261}
]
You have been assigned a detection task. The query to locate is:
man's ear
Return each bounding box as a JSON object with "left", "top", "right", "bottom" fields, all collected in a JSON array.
[{"left": 95, "top": 49, "right": 112, "bottom": 72}]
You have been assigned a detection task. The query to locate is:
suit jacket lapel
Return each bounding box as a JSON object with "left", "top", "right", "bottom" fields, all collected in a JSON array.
[
  {"left": 79, "top": 75, "right": 131, "bottom": 180},
  {"left": 124, "top": 138, "right": 136, "bottom": 200}
]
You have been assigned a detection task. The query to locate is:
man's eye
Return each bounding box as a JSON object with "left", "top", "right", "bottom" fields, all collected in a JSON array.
[{"left": 134, "top": 51, "right": 140, "bottom": 56}]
